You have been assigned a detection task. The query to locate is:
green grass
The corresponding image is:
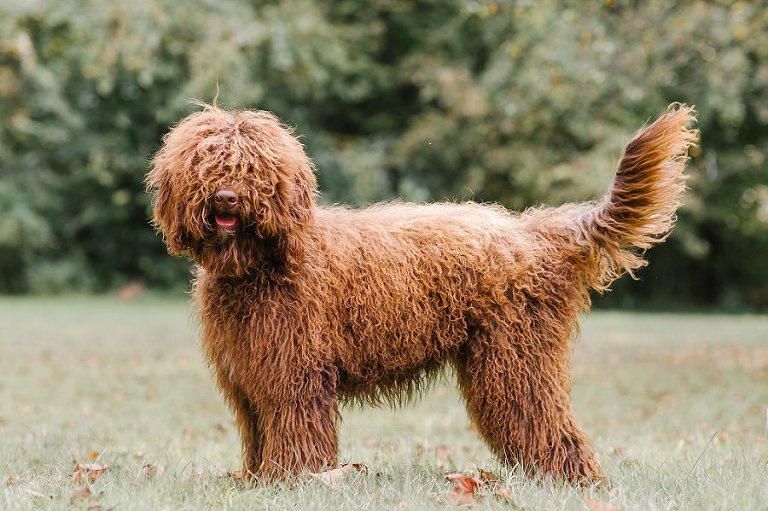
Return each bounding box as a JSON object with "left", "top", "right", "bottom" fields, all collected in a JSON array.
[{"left": 1, "top": 297, "right": 767, "bottom": 510}]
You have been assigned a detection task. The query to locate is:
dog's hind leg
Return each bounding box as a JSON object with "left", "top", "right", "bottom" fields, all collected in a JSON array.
[{"left": 454, "top": 322, "right": 604, "bottom": 484}]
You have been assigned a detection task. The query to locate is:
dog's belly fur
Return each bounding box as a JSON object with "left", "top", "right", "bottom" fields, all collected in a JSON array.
[{"left": 324, "top": 207, "right": 529, "bottom": 395}]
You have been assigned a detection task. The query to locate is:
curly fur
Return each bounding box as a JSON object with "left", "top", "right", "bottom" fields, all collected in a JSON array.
[{"left": 147, "top": 103, "right": 697, "bottom": 483}]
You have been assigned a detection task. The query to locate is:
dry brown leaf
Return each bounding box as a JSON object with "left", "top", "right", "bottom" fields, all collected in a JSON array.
[
  {"left": 445, "top": 472, "right": 485, "bottom": 506},
  {"left": 436, "top": 445, "right": 454, "bottom": 459},
  {"left": 310, "top": 463, "right": 367, "bottom": 489},
  {"left": 310, "top": 466, "right": 347, "bottom": 488},
  {"left": 117, "top": 281, "right": 144, "bottom": 300},
  {"left": 71, "top": 468, "right": 85, "bottom": 484},
  {"left": 85, "top": 463, "right": 108, "bottom": 482},
  {"left": 494, "top": 487, "right": 514, "bottom": 501},
  {"left": 142, "top": 464, "right": 165, "bottom": 479},
  {"left": 448, "top": 486, "right": 476, "bottom": 506},
  {"left": 345, "top": 462, "right": 368, "bottom": 473},
  {"left": 585, "top": 497, "right": 621, "bottom": 511},
  {"left": 477, "top": 468, "right": 501, "bottom": 483},
  {"left": 88, "top": 468, "right": 106, "bottom": 483},
  {"left": 226, "top": 469, "right": 247, "bottom": 483},
  {"left": 72, "top": 463, "right": 109, "bottom": 484},
  {"left": 610, "top": 446, "right": 627, "bottom": 456},
  {"left": 70, "top": 486, "right": 92, "bottom": 503}
]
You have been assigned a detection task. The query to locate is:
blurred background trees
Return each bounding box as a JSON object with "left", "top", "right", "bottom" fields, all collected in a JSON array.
[{"left": 1, "top": 0, "right": 767, "bottom": 309}]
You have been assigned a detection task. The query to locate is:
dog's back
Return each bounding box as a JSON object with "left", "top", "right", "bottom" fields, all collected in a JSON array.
[{"left": 300, "top": 105, "right": 697, "bottom": 405}]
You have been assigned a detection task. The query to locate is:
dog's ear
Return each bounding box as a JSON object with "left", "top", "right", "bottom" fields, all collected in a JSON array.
[
  {"left": 146, "top": 161, "right": 190, "bottom": 256},
  {"left": 272, "top": 142, "right": 317, "bottom": 273},
  {"left": 286, "top": 157, "right": 317, "bottom": 230}
]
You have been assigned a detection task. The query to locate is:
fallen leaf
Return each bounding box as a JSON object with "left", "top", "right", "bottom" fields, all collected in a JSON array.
[
  {"left": 610, "top": 446, "right": 627, "bottom": 456},
  {"left": 448, "top": 487, "right": 476, "bottom": 506},
  {"left": 117, "top": 281, "right": 144, "bottom": 300},
  {"left": 494, "top": 487, "right": 514, "bottom": 501},
  {"left": 70, "top": 486, "right": 92, "bottom": 503},
  {"left": 445, "top": 472, "right": 485, "bottom": 505},
  {"left": 436, "top": 445, "right": 454, "bottom": 459},
  {"left": 344, "top": 462, "right": 368, "bottom": 473},
  {"left": 477, "top": 468, "right": 501, "bottom": 483},
  {"left": 310, "top": 467, "right": 347, "bottom": 488},
  {"left": 87, "top": 451, "right": 101, "bottom": 461},
  {"left": 585, "top": 497, "right": 621, "bottom": 511},
  {"left": 72, "top": 463, "right": 109, "bottom": 484},
  {"left": 141, "top": 464, "right": 165, "bottom": 479},
  {"left": 310, "top": 463, "right": 367, "bottom": 489},
  {"left": 71, "top": 468, "right": 85, "bottom": 484},
  {"left": 226, "top": 469, "right": 247, "bottom": 483}
]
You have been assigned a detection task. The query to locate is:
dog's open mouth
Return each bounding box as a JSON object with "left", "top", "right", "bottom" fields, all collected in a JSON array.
[{"left": 214, "top": 214, "right": 239, "bottom": 230}]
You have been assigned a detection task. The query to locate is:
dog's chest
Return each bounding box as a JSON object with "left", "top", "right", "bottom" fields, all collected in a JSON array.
[{"left": 195, "top": 277, "right": 276, "bottom": 385}]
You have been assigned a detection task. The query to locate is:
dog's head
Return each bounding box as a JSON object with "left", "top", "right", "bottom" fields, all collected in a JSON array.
[{"left": 147, "top": 104, "right": 317, "bottom": 277}]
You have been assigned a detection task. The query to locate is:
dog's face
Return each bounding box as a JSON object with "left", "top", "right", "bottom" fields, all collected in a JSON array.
[{"left": 147, "top": 106, "right": 317, "bottom": 277}]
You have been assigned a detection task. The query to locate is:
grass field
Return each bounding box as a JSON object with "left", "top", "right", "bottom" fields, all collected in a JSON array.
[{"left": 1, "top": 297, "right": 767, "bottom": 510}]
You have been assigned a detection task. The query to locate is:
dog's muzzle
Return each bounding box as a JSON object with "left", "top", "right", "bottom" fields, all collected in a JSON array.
[{"left": 213, "top": 189, "right": 239, "bottom": 230}]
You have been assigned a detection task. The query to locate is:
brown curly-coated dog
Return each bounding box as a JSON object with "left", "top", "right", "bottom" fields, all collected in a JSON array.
[{"left": 147, "top": 103, "right": 696, "bottom": 483}]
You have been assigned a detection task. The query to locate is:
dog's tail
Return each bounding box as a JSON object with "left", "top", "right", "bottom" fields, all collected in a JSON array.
[{"left": 575, "top": 103, "right": 698, "bottom": 292}]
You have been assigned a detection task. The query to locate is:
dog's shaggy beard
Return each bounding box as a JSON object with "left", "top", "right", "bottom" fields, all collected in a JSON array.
[{"left": 195, "top": 229, "right": 279, "bottom": 278}]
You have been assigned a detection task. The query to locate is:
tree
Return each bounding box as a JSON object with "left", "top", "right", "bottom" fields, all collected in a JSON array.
[{"left": 1, "top": 0, "right": 766, "bottom": 309}]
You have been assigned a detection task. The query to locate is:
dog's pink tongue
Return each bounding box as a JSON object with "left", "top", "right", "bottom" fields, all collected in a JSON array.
[{"left": 215, "top": 215, "right": 238, "bottom": 229}]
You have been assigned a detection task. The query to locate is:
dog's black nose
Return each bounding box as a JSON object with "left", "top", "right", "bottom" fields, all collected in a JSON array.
[{"left": 214, "top": 189, "right": 238, "bottom": 208}]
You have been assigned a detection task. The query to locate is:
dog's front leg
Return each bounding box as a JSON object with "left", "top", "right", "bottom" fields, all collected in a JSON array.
[
  {"left": 213, "top": 375, "right": 265, "bottom": 477},
  {"left": 232, "top": 391, "right": 265, "bottom": 477},
  {"left": 256, "top": 371, "right": 340, "bottom": 479}
]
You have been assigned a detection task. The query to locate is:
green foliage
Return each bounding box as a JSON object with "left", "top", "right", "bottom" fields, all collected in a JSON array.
[{"left": 0, "top": 0, "right": 766, "bottom": 308}]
